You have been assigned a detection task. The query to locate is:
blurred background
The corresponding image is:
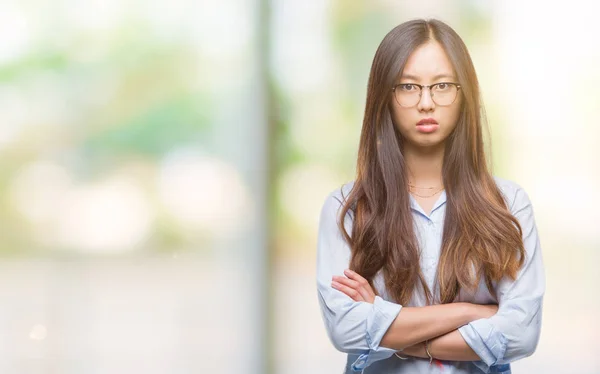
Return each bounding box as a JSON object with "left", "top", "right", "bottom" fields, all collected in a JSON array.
[{"left": 0, "top": 0, "right": 598, "bottom": 373}]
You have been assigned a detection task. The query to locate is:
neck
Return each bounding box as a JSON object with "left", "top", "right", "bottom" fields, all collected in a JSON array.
[{"left": 403, "top": 142, "right": 445, "bottom": 188}]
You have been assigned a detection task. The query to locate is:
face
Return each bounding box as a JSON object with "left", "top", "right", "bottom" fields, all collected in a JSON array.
[{"left": 390, "top": 41, "right": 462, "bottom": 150}]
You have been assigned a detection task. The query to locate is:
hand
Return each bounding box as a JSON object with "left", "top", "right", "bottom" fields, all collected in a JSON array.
[{"left": 331, "top": 269, "right": 376, "bottom": 303}]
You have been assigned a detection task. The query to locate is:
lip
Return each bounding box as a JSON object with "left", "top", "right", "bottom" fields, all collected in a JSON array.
[
  {"left": 417, "top": 118, "right": 438, "bottom": 126},
  {"left": 416, "top": 118, "right": 439, "bottom": 134}
]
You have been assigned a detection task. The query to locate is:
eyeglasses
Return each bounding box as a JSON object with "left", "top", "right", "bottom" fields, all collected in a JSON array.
[{"left": 391, "top": 82, "right": 461, "bottom": 107}]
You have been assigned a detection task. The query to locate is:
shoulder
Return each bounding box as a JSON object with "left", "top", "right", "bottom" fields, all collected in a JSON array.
[
  {"left": 326, "top": 181, "right": 355, "bottom": 206},
  {"left": 492, "top": 175, "right": 522, "bottom": 198},
  {"left": 492, "top": 175, "right": 532, "bottom": 213},
  {"left": 320, "top": 181, "right": 356, "bottom": 222}
]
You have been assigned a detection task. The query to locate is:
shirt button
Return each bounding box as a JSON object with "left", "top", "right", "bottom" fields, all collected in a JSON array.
[{"left": 428, "top": 221, "right": 434, "bottom": 227}]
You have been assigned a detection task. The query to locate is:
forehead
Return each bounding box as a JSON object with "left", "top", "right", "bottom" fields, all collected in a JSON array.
[{"left": 401, "top": 41, "right": 455, "bottom": 79}]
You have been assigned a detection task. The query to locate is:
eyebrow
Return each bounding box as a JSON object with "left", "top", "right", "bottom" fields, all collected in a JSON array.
[{"left": 400, "top": 73, "right": 455, "bottom": 81}]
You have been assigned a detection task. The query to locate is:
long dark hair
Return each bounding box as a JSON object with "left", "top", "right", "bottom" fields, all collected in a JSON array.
[{"left": 339, "top": 19, "right": 525, "bottom": 305}]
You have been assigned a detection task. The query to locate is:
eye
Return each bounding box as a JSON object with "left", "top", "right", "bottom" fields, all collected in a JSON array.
[
  {"left": 398, "top": 84, "right": 417, "bottom": 92},
  {"left": 435, "top": 83, "right": 450, "bottom": 91}
]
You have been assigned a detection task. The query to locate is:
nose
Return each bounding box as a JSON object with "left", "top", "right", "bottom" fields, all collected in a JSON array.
[{"left": 417, "top": 86, "right": 435, "bottom": 112}]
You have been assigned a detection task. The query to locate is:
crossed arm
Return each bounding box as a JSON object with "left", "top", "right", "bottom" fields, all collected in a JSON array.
[
  {"left": 331, "top": 269, "right": 497, "bottom": 361},
  {"left": 318, "top": 186, "right": 544, "bottom": 371}
]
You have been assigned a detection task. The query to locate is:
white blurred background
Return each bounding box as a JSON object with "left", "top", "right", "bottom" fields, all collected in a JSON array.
[{"left": 0, "top": 0, "right": 598, "bottom": 373}]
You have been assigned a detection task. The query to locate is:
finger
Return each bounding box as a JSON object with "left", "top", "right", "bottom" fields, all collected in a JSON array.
[
  {"left": 332, "top": 275, "right": 360, "bottom": 289},
  {"left": 334, "top": 275, "right": 373, "bottom": 303},
  {"left": 331, "top": 280, "right": 364, "bottom": 302},
  {"left": 344, "top": 269, "right": 376, "bottom": 299},
  {"left": 332, "top": 276, "right": 372, "bottom": 301},
  {"left": 344, "top": 269, "right": 368, "bottom": 284}
]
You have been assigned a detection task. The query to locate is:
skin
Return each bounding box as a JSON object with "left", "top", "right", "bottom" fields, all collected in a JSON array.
[
  {"left": 332, "top": 270, "right": 498, "bottom": 361},
  {"left": 331, "top": 41, "right": 498, "bottom": 362},
  {"left": 391, "top": 40, "right": 462, "bottom": 152},
  {"left": 391, "top": 40, "right": 463, "bottom": 215}
]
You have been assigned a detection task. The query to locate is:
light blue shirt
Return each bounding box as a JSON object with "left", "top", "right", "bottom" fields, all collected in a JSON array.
[{"left": 316, "top": 176, "right": 545, "bottom": 374}]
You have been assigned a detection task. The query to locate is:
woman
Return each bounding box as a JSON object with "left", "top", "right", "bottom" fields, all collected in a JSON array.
[{"left": 316, "top": 19, "right": 544, "bottom": 374}]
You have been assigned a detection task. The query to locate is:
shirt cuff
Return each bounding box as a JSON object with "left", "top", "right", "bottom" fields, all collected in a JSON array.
[
  {"left": 458, "top": 318, "right": 508, "bottom": 370},
  {"left": 472, "top": 361, "right": 512, "bottom": 374},
  {"left": 350, "top": 296, "right": 402, "bottom": 371}
]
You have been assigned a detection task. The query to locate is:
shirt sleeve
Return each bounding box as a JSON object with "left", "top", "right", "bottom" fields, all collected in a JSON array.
[
  {"left": 316, "top": 189, "right": 402, "bottom": 371},
  {"left": 458, "top": 186, "right": 545, "bottom": 373}
]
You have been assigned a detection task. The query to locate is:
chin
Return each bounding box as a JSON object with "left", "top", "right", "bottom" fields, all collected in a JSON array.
[{"left": 406, "top": 135, "right": 447, "bottom": 149}]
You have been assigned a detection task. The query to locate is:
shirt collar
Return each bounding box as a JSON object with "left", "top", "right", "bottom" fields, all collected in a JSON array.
[{"left": 409, "top": 190, "right": 447, "bottom": 218}]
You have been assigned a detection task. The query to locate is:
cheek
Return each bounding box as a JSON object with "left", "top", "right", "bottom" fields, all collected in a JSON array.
[
  {"left": 389, "top": 102, "right": 463, "bottom": 136},
  {"left": 438, "top": 95, "right": 463, "bottom": 133},
  {"left": 444, "top": 106, "right": 462, "bottom": 131},
  {"left": 389, "top": 106, "right": 413, "bottom": 133},
  {"left": 448, "top": 96, "right": 463, "bottom": 123}
]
